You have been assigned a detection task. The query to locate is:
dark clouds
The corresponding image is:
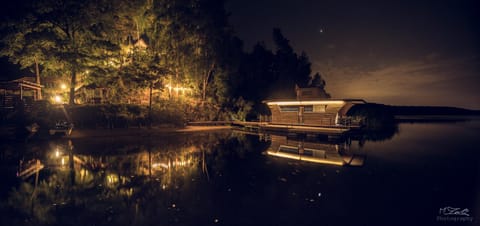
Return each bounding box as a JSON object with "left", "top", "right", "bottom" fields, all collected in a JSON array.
[
  {"left": 226, "top": 0, "right": 480, "bottom": 109},
  {"left": 321, "top": 56, "right": 479, "bottom": 107}
]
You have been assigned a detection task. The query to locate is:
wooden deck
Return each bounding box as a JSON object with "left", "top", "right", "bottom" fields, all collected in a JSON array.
[
  {"left": 187, "top": 121, "right": 232, "bottom": 126},
  {"left": 231, "top": 121, "right": 356, "bottom": 136},
  {"left": 186, "top": 120, "right": 359, "bottom": 136},
  {"left": 264, "top": 123, "right": 350, "bottom": 135}
]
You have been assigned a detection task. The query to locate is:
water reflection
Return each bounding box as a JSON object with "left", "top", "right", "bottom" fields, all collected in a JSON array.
[
  {"left": 18, "top": 139, "right": 210, "bottom": 184},
  {"left": 3, "top": 120, "right": 479, "bottom": 226},
  {"left": 7, "top": 127, "right": 394, "bottom": 226},
  {"left": 8, "top": 133, "right": 235, "bottom": 226},
  {"left": 265, "top": 134, "right": 366, "bottom": 166},
  {"left": 12, "top": 130, "right": 380, "bottom": 225}
]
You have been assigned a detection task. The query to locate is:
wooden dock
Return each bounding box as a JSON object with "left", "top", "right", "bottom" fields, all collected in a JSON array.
[
  {"left": 187, "top": 121, "right": 233, "bottom": 126},
  {"left": 186, "top": 121, "right": 358, "bottom": 137},
  {"left": 231, "top": 121, "right": 355, "bottom": 137}
]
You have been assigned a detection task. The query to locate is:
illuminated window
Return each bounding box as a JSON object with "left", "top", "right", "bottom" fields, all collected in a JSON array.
[
  {"left": 279, "top": 106, "right": 300, "bottom": 112},
  {"left": 313, "top": 105, "right": 327, "bottom": 112}
]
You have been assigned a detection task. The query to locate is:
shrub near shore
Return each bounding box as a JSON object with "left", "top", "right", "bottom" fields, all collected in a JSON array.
[
  {"left": 1, "top": 97, "right": 257, "bottom": 136},
  {"left": 347, "top": 103, "right": 396, "bottom": 130},
  {"left": 1, "top": 103, "right": 187, "bottom": 133},
  {"left": 68, "top": 100, "right": 243, "bottom": 129}
]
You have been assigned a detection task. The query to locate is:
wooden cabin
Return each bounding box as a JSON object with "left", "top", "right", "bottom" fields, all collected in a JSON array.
[
  {"left": 264, "top": 86, "right": 366, "bottom": 127},
  {"left": 0, "top": 77, "right": 43, "bottom": 109}
]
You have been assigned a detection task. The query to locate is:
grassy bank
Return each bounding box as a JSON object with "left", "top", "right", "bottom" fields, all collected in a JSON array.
[{"left": 0, "top": 102, "right": 188, "bottom": 138}]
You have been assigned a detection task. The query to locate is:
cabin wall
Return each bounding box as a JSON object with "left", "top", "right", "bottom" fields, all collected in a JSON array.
[
  {"left": 268, "top": 104, "right": 344, "bottom": 126},
  {"left": 270, "top": 135, "right": 341, "bottom": 153},
  {"left": 303, "top": 105, "right": 342, "bottom": 126},
  {"left": 269, "top": 105, "right": 298, "bottom": 124},
  {"left": 302, "top": 113, "right": 335, "bottom": 126}
]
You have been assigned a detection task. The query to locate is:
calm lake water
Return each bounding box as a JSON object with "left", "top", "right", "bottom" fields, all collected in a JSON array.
[{"left": 1, "top": 119, "right": 479, "bottom": 226}]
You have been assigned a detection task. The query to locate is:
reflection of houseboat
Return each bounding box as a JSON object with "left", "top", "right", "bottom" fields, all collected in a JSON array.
[{"left": 266, "top": 135, "right": 365, "bottom": 166}]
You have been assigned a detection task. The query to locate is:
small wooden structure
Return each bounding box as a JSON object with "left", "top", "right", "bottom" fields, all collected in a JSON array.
[
  {"left": 0, "top": 77, "right": 43, "bottom": 108},
  {"left": 265, "top": 99, "right": 365, "bottom": 127},
  {"left": 264, "top": 86, "right": 366, "bottom": 127}
]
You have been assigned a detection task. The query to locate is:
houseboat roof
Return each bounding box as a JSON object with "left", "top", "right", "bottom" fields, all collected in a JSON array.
[{"left": 264, "top": 99, "right": 366, "bottom": 106}]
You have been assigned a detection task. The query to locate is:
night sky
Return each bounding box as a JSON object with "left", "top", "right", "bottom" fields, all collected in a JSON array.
[{"left": 226, "top": 0, "right": 480, "bottom": 109}]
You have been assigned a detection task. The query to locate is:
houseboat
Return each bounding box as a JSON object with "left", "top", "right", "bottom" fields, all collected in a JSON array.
[
  {"left": 259, "top": 85, "right": 366, "bottom": 135},
  {"left": 265, "top": 99, "right": 366, "bottom": 127}
]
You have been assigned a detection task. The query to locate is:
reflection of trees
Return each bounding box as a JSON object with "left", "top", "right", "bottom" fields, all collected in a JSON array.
[
  {"left": 203, "top": 133, "right": 271, "bottom": 183},
  {"left": 7, "top": 132, "right": 235, "bottom": 225}
]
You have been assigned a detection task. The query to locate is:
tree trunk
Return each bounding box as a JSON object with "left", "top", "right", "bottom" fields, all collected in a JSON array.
[
  {"left": 148, "top": 148, "right": 152, "bottom": 178},
  {"left": 202, "top": 77, "right": 207, "bottom": 102},
  {"left": 175, "top": 67, "right": 179, "bottom": 98},
  {"left": 201, "top": 62, "right": 216, "bottom": 103},
  {"left": 34, "top": 57, "right": 42, "bottom": 100},
  {"left": 69, "top": 68, "right": 77, "bottom": 105},
  {"left": 148, "top": 82, "right": 153, "bottom": 128},
  {"left": 135, "top": 21, "right": 140, "bottom": 41}
]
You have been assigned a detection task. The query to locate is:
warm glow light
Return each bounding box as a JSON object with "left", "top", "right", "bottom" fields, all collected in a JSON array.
[
  {"left": 165, "top": 84, "right": 191, "bottom": 93},
  {"left": 55, "top": 150, "right": 60, "bottom": 158},
  {"left": 152, "top": 162, "right": 169, "bottom": 169},
  {"left": 266, "top": 100, "right": 346, "bottom": 106},
  {"left": 173, "top": 87, "right": 190, "bottom": 91},
  {"left": 107, "top": 174, "right": 119, "bottom": 184},
  {"left": 107, "top": 60, "right": 120, "bottom": 68},
  {"left": 60, "top": 83, "right": 67, "bottom": 90},
  {"left": 54, "top": 95, "right": 63, "bottom": 104},
  {"left": 266, "top": 150, "right": 344, "bottom": 166},
  {"left": 80, "top": 168, "right": 89, "bottom": 178}
]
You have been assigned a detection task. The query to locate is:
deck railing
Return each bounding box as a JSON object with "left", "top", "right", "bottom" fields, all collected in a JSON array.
[{"left": 338, "top": 116, "right": 363, "bottom": 127}]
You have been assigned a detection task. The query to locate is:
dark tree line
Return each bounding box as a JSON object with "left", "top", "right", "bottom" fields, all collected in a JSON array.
[
  {"left": 0, "top": 0, "right": 329, "bottom": 119},
  {"left": 233, "top": 28, "right": 329, "bottom": 102}
]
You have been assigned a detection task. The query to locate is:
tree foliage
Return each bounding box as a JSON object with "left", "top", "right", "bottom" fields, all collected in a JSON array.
[
  {"left": 1, "top": 0, "right": 121, "bottom": 104},
  {"left": 231, "top": 28, "right": 330, "bottom": 117},
  {"left": 0, "top": 0, "right": 331, "bottom": 121}
]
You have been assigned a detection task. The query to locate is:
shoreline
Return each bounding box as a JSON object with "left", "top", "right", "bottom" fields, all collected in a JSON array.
[
  {"left": 68, "top": 125, "right": 232, "bottom": 139},
  {"left": 1, "top": 125, "right": 233, "bottom": 142}
]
